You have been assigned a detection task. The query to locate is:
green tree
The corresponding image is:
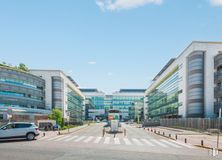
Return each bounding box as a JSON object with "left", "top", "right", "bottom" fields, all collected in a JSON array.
[
  {"left": 48, "top": 108, "right": 63, "bottom": 126},
  {"left": 18, "top": 63, "right": 29, "bottom": 72}
]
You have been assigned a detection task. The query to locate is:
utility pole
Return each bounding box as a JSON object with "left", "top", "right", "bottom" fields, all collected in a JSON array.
[{"left": 217, "top": 107, "right": 221, "bottom": 149}]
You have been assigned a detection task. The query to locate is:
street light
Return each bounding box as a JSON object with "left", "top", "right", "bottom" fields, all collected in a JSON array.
[
  {"left": 66, "top": 110, "right": 70, "bottom": 133},
  {"left": 217, "top": 107, "right": 221, "bottom": 149}
]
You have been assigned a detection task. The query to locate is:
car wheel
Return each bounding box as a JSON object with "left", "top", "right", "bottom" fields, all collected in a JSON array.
[{"left": 26, "top": 133, "right": 35, "bottom": 141}]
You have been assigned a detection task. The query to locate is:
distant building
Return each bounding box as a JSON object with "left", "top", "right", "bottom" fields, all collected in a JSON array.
[
  {"left": 85, "top": 98, "right": 95, "bottom": 120},
  {"left": 129, "top": 99, "right": 144, "bottom": 122},
  {"left": 30, "top": 70, "right": 85, "bottom": 124},
  {"left": 0, "top": 66, "right": 50, "bottom": 122},
  {"left": 80, "top": 88, "right": 105, "bottom": 120},
  {"left": 145, "top": 41, "right": 222, "bottom": 119},
  {"left": 112, "top": 89, "right": 145, "bottom": 120}
]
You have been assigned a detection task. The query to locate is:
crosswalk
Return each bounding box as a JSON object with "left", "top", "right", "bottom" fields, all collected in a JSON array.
[{"left": 38, "top": 135, "right": 195, "bottom": 149}]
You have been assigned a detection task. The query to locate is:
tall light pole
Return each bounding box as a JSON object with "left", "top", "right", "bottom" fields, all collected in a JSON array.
[{"left": 217, "top": 107, "right": 221, "bottom": 149}]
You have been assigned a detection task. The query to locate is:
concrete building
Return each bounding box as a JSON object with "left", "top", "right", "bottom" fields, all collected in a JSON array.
[
  {"left": 30, "top": 70, "right": 85, "bottom": 124},
  {"left": 112, "top": 89, "right": 145, "bottom": 120},
  {"left": 145, "top": 41, "right": 222, "bottom": 120},
  {"left": 0, "top": 66, "right": 50, "bottom": 122}
]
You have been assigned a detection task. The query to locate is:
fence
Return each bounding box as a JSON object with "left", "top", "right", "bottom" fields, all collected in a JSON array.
[{"left": 160, "top": 118, "right": 222, "bottom": 131}]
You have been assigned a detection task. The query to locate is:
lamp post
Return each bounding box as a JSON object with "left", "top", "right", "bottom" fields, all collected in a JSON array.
[
  {"left": 66, "top": 110, "right": 70, "bottom": 133},
  {"left": 217, "top": 107, "right": 221, "bottom": 149}
]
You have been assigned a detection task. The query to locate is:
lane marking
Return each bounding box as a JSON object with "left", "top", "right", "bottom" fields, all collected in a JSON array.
[
  {"left": 74, "top": 136, "right": 86, "bottom": 142},
  {"left": 47, "top": 135, "right": 65, "bottom": 141},
  {"left": 114, "top": 138, "right": 120, "bottom": 145},
  {"left": 64, "top": 135, "right": 79, "bottom": 142},
  {"left": 160, "top": 139, "right": 182, "bottom": 148},
  {"left": 150, "top": 139, "right": 168, "bottom": 148},
  {"left": 169, "top": 140, "right": 195, "bottom": 149},
  {"left": 123, "top": 138, "right": 132, "bottom": 145},
  {"left": 104, "top": 137, "right": 110, "bottom": 144},
  {"left": 83, "top": 136, "right": 94, "bottom": 143},
  {"left": 141, "top": 139, "right": 155, "bottom": 146},
  {"left": 94, "top": 137, "right": 102, "bottom": 144},
  {"left": 54, "top": 135, "right": 71, "bottom": 141},
  {"left": 132, "top": 138, "right": 143, "bottom": 146},
  {"left": 38, "top": 136, "right": 50, "bottom": 141}
]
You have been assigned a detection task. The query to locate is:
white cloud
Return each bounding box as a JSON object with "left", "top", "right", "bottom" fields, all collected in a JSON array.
[
  {"left": 96, "top": 0, "right": 163, "bottom": 11},
  {"left": 210, "top": 0, "right": 222, "bottom": 6},
  {"left": 107, "top": 72, "right": 115, "bottom": 76},
  {"left": 88, "top": 61, "right": 97, "bottom": 65}
]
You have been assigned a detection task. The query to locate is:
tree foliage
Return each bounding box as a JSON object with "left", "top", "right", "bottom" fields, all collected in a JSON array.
[{"left": 48, "top": 108, "right": 63, "bottom": 126}]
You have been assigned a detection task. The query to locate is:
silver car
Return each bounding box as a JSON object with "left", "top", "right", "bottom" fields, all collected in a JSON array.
[{"left": 0, "top": 122, "right": 40, "bottom": 141}]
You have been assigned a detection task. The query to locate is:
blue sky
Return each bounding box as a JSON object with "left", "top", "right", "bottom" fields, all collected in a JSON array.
[{"left": 0, "top": 0, "right": 222, "bottom": 94}]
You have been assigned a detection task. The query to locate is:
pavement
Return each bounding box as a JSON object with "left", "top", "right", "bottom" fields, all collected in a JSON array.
[
  {"left": 0, "top": 123, "right": 221, "bottom": 160},
  {"left": 147, "top": 126, "right": 222, "bottom": 150}
]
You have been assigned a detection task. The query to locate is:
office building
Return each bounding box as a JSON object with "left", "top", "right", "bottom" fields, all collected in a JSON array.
[
  {"left": 80, "top": 88, "right": 105, "bottom": 120},
  {"left": 112, "top": 89, "right": 145, "bottom": 120},
  {"left": 30, "top": 70, "right": 85, "bottom": 124},
  {"left": 145, "top": 41, "right": 222, "bottom": 120},
  {"left": 0, "top": 66, "right": 50, "bottom": 122}
]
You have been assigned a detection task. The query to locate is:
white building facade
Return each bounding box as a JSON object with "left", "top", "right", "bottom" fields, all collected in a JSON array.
[
  {"left": 145, "top": 41, "right": 222, "bottom": 119},
  {"left": 30, "top": 70, "right": 85, "bottom": 124}
]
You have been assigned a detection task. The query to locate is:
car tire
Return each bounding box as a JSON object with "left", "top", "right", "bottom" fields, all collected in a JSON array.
[{"left": 26, "top": 133, "right": 35, "bottom": 141}]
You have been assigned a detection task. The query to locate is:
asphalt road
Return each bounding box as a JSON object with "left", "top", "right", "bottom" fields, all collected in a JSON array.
[{"left": 0, "top": 123, "right": 221, "bottom": 160}]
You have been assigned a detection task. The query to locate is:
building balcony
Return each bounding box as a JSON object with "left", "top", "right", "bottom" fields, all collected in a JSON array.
[
  {"left": 214, "top": 86, "right": 222, "bottom": 98},
  {"left": 214, "top": 72, "right": 222, "bottom": 83},
  {"left": 214, "top": 102, "right": 222, "bottom": 114}
]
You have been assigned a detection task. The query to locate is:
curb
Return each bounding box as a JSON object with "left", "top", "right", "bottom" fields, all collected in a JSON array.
[
  {"left": 59, "top": 124, "right": 91, "bottom": 135},
  {"left": 147, "top": 127, "right": 222, "bottom": 151}
]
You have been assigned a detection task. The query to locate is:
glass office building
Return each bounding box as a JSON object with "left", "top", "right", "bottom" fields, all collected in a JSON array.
[
  {"left": 112, "top": 89, "right": 145, "bottom": 120},
  {"left": 146, "top": 41, "right": 222, "bottom": 119},
  {"left": 147, "top": 66, "right": 180, "bottom": 119},
  {"left": 30, "top": 70, "right": 85, "bottom": 124},
  {"left": 0, "top": 66, "right": 49, "bottom": 122}
]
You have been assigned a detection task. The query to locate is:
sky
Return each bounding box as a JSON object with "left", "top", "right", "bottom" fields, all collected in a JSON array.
[{"left": 0, "top": 0, "right": 222, "bottom": 94}]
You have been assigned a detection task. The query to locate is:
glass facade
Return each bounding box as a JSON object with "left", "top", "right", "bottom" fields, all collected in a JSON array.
[
  {"left": 67, "top": 86, "right": 84, "bottom": 124},
  {"left": 112, "top": 90, "right": 145, "bottom": 120},
  {"left": 0, "top": 66, "right": 46, "bottom": 112},
  {"left": 147, "top": 67, "right": 180, "bottom": 119}
]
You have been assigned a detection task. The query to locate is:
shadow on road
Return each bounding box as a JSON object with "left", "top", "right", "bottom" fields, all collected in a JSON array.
[{"left": 0, "top": 139, "right": 35, "bottom": 143}]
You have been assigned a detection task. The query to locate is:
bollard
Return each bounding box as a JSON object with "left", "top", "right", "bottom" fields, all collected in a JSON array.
[
  {"left": 151, "top": 129, "right": 153, "bottom": 132},
  {"left": 201, "top": 140, "right": 204, "bottom": 146},
  {"left": 154, "top": 130, "right": 156, "bottom": 133},
  {"left": 169, "top": 134, "right": 171, "bottom": 138},
  {"left": 114, "top": 134, "right": 116, "bottom": 138},
  {"left": 175, "top": 134, "right": 177, "bottom": 140},
  {"left": 163, "top": 132, "right": 165, "bottom": 136},
  {"left": 185, "top": 138, "right": 187, "bottom": 143},
  {"left": 43, "top": 132, "right": 46, "bottom": 137},
  {"left": 147, "top": 128, "right": 149, "bottom": 131},
  {"left": 158, "top": 131, "right": 160, "bottom": 134},
  {"left": 58, "top": 131, "right": 60, "bottom": 135},
  {"left": 102, "top": 128, "right": 105, "bottom": 137},
  {"left": 124, "top": 129, "right": 126, "bottom": 136},
  {"left": 144, "top": 127, "right": 145, "bottom": 130}
]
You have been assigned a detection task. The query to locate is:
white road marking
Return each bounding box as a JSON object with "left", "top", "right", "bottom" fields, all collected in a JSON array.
[
  {"left": 114, "top": 138, "right": 120, "bottom": 145},
  {"left": 74, "top": 136, "right": 86, "bottom": 142},
  {"left": 38, "top": 136, "right": 50, "bottom": 141},
  {"left": 141, "top": 139, "right": 155, "bottom": 146},
  {"left": 54, "top": 135, "right": 71, "bottom": 141},
  {"left": 83, "top": 136, "right": 94, "bottom": 143},
  {"left": 169, "top": 140, "right": 195, "bottom": 149},
  {"left": 94, "top": 137, "right": 102, "bottom": 144},
  {"left": 150, "top": 139, "right": 168, "bottom": 148},
  {"left": 47, "top": 135, "right": 65, "bottom": 141},
  {"left": 132, "top": 138, "right": 143, "bottom": 146},
  {"left": 64, "top": 135, "right": 79, "bottom": 142},
  {"left": 123, "top": 138, "right": 132, "bottom": 145},
  {"left": 160, "top": 139, "right": 182, "bottom": 148},
  {"left": 104, "top": 137, "right": 110, "bottom": 144}
]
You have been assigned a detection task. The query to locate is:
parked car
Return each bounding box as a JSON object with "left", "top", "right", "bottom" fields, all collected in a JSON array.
[
  {"left": 0, "top": 122, "right": 40, "bottom": 141},
  {"left": 53, "top": 124, "right": 61, "bottom": 131}
]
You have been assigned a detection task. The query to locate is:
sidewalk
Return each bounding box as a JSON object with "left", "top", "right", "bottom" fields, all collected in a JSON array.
[
  {"left": 39, "top": 124, "right": 90, "bottom": 137},
  {"left": 147, "top": 126, "right": 222, "bottom": 150}
]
